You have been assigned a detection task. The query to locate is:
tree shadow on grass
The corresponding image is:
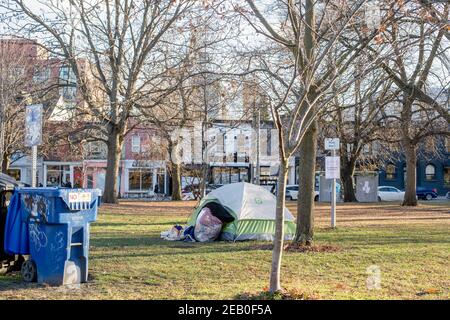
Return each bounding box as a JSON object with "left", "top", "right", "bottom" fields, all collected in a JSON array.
[
  {"left": 0, "top": 274, "right": 46, "bottom": 292},
  {"left": 93, "top": 221, "right": 181, "bottom": 228},
  {"left": 90, "top": 236, "right": 270, "bottom": 260},
  {"left": 90, "top": 229, "right": 450, "bottom": 261}
]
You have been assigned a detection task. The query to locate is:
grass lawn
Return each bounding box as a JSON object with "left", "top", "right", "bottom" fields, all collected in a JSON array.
[{"left": 0, "top": 200, "right": 448, "bottom": 300}]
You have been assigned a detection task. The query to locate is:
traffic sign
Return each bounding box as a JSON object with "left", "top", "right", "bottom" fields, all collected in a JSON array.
[{"left": 325, "top": 138, "right": 340, "bottom": 150}]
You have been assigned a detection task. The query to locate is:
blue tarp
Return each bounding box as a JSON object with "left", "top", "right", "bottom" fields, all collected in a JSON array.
[{"left": 4, "top": 191, "right": 29, "bottom": 255}]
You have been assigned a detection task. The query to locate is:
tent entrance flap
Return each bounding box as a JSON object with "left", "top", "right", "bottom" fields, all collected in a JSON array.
[
  {"left": 187, "top": 198, "right": 237, "bottom": 226},
  {"left": 202, "top": 202, "right": 235, "bottom": 223}
]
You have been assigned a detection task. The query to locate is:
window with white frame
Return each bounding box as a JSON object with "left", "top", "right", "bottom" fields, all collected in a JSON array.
[
  {"left": 131, "top": 135, "right": 141, "bottom": 153},
  {"left": 33, "top": 66, "right": 50, "bottom": 83},
  {"left": 425, "top": 164, "right": 436, "bottom": 181}
]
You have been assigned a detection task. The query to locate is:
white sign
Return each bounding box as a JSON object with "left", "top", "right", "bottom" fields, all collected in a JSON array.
[
  {"left": 363, "top": 181, "right": 371, "bottom": 194},
  {"left": 326, "top": 156, "right": 340, "bottom": 179},
  {"left": 325, "top": 138, "right": 340, "bottom": 150},
  {"left": 68, "top": 192, "right": 92, "bottom": 204},
  {"left": 25, "top": 104, "right": 43, "bottom": 147}
]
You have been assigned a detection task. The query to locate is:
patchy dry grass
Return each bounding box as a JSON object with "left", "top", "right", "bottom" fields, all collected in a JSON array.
[{"left": 0, "top": 200, "right": 448, "bottom": 300}]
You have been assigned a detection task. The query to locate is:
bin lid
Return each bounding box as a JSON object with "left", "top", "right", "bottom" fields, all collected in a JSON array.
[{"left": 16, "top": 188, "right": 102, "bottom": 210}]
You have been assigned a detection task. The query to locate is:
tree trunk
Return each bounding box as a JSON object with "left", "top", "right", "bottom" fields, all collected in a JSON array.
[
  {"left": 341, "top": 158, "right": 357, "bottom": 202},
  {"left": 269, "top": 159, "right": 288, "bottom": 293},
  {"left": 402, "top": 142, "right": 418, "bottom": 206},
  {"left": 103, "top": 129, "right": 123, "bottom": 204},
  {"left": 171, "top": 161, "right": 182, "bottom": 201},
  {"left": 400, "top": 97, "right": 417, "bottom": 207},
  {"left": 1, "top": 154, "right": 9, "bottom": 174},
  {"left": 294, "top": 119, "right": 318, "bottom": 245}
]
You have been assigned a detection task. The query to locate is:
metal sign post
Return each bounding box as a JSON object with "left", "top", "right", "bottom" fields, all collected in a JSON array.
[
  {"left": 325, "top": 138, "right": 340, "bottom": 228},
  {"left": 25, "top": 104, "right": 43, "bottom": 188},
  {"left": 330, "top": 150, "right": 337, "bottom": 228},
  {"left": 31, "top": 146, "right": 37, "bottom": 188}
]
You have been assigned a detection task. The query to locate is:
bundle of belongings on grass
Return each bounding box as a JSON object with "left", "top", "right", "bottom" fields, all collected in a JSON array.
[{"left": 161, "top": 183, "right": 296, "bottom": 242}]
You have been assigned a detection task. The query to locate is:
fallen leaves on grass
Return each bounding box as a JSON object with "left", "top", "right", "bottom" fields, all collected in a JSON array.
[
  {"left": 249, "top": 243, "right": 342, "bottom": 253},
  {"left": 285, "top": 243, "right": 342, "bottom": 253},
  {"left": 237, "top": 288, "right": 320, "bottom": 300},
  {"left": 416, "top": 288, "right": 440, "bottom": 296}
]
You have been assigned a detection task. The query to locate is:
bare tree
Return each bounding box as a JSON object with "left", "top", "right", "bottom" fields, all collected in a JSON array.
[
  {"left": 0, "top": 38, "right": 60, "bottom": 173},
  {"left": 1, "top": 0, "right": 196, "bottom": 202},
  {"left": 320, "top": 62, "right": 396, "bottom": 202},
  {"left": 237, "top": 0, "right": 396, "bottom": 292},
  {"left": 367, "top": 1, "right": 450, "bottom": 206}
]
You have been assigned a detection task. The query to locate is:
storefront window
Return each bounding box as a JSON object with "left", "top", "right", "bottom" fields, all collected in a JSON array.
[
  {"left": 230, "top": 168, "right": 240, "bottom": 183},
  {"left": 47, "top": 165, "right": 71, "bottom": 187},
  {"left": 212, "top": 167, "right": 249, "bottom": 184},
  {"left": 129, "top": 169, "right": 153, "bottom": 191},
  {"left": 239, "top": 168, "right": 249, "bottom": 182}
]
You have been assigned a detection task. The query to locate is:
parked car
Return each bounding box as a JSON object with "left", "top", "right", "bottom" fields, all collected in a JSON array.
[
  {"left": 377, "top": 186, "right": 405, "bottom": 202},
  {"left": 285, "top": 185, "right": 320, "bottom": 201},
  {"left": 416, "top": 187, "right": 438, "bottom": 201},
  {"left": 285, "top": 185, "right": 299, "bottom": 201}
]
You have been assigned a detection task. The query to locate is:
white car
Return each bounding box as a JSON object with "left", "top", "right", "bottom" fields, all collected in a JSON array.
[
  {"left": 285, "top": 185, "right": 320, "bottom": 201},
  {"left": 286, "top": 185, "right": 299, "bottom": 200},
  {"left": 377, "top": 186, "right": 405, "bottom": 202}
]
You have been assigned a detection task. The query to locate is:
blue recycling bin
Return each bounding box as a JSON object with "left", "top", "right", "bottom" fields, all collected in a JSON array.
[{"left": 17, "top": 188, "right": 101, "bottom": 286}]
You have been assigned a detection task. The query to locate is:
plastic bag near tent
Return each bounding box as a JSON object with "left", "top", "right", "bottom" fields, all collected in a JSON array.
[{"left": 194, "top": 207, "right": 223, "bottom": 242}]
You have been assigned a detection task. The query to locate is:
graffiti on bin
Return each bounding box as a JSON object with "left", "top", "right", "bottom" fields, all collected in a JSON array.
[
  {"left": 29, "top": 223, "right": 48, "bottom": 252},
  {"left": 22, "top": 194, "right": 50, "bottom": 222},
  {"left": 51, "top": 231, "right": 66, "bottom": 272}
]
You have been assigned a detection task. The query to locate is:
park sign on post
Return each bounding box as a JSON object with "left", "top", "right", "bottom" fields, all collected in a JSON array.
[
  {"left": 325, "top": 138, "right": 340, "bottom": 151},
  {"left": 25, "top": 104, "right": 43, "bottom": 147},
  {"left": 325, "top": 139, "right": 340, "bottom": 229},
  {"left": 325, "top": 156, "right": 340, "bottom": 179}
]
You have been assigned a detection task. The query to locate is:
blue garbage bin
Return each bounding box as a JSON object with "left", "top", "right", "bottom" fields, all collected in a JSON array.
[{"left": 17, "top": 188, "right": 101, "bottom": 286}]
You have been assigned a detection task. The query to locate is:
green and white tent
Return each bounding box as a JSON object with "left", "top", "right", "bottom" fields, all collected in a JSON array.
[{"left": 187, "top": 182, "right": 296, "bottom": 241}]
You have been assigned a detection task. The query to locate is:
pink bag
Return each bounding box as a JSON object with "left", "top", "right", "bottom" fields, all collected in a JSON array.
[{"left": 194, "top": 208, "right": 223, "bottom": 242}]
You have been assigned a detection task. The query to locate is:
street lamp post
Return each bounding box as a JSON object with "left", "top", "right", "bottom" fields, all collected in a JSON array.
[{"left": 256, "top": 106, "right": 261, "bottom": 185}]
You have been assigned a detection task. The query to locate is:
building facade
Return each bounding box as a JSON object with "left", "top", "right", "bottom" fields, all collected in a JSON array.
[{"left": 378, "top": 138, "right": 450, "bottom": 196}]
